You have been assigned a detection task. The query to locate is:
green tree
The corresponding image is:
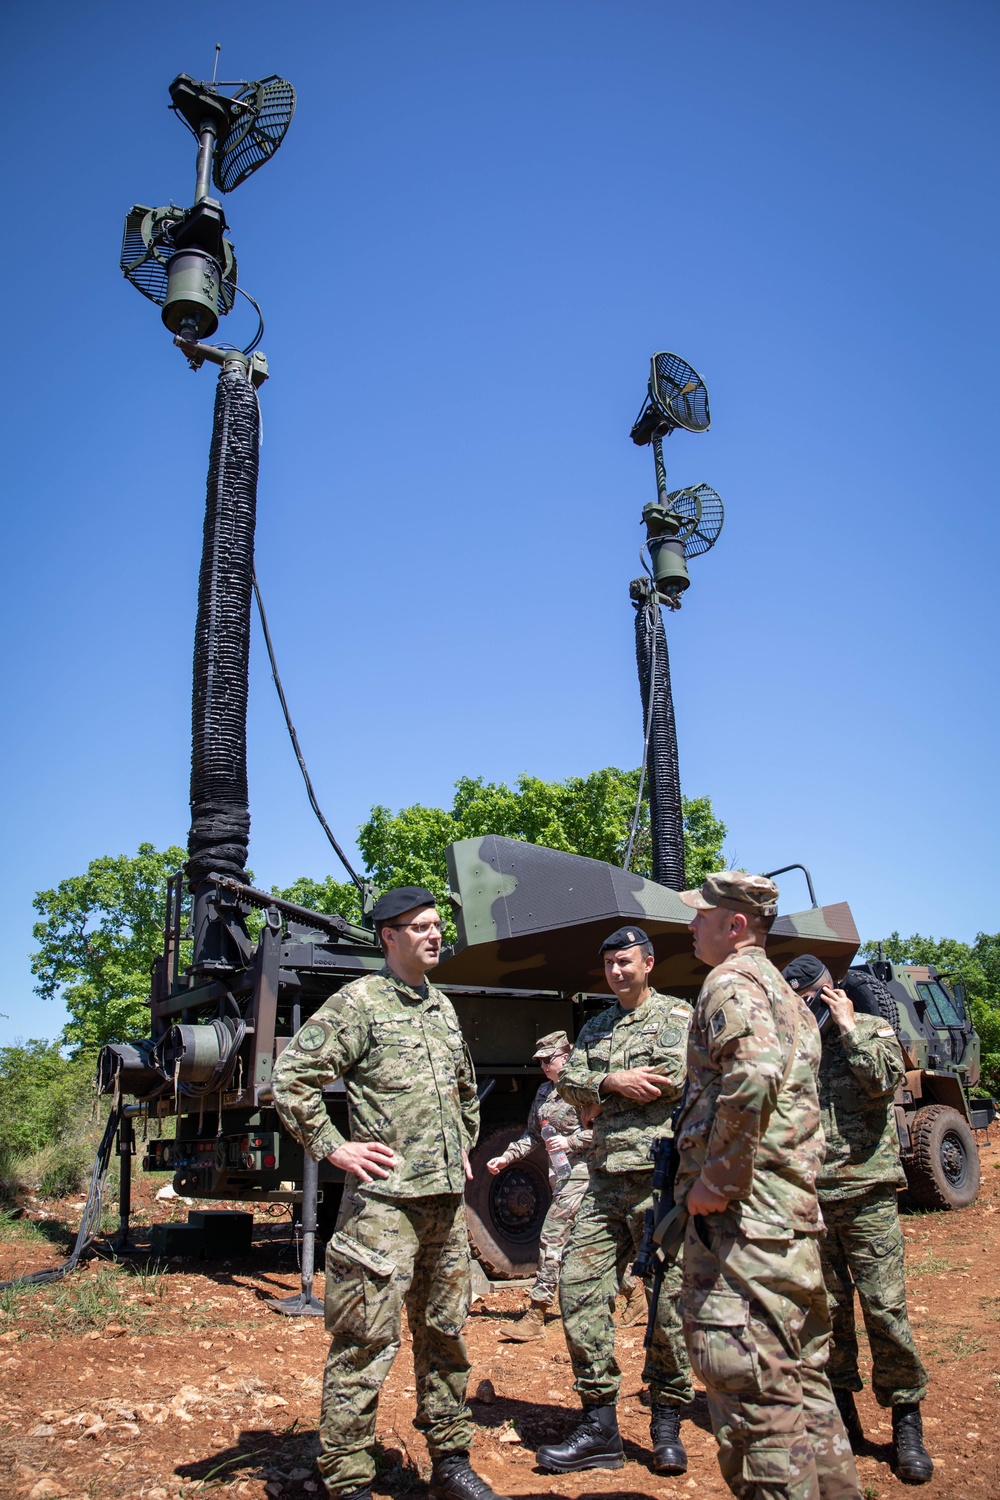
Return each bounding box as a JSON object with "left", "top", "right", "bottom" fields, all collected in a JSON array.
[
  {"left": 272, "top": 874, "right": 363, "bottom": 925},
  {"left": 31, "top": 843, "right": 187, "bottom": 1053},
  {"left": 357, "top": 769, "right": 727, "bottom": 927},
  {"left": 0, "top": 1039, "right": 94, "bottom": 1158},
  {"left": 859, "top": 930, "right": 1000, "bottom": 1095}
]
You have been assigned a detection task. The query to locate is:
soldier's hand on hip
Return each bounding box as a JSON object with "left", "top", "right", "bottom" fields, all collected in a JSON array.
[
  {"left": 603, "top": 1066, "right": 670, "bottom": 1102},
  {"left": 687, "top": 1176, "right": 730, "bottom": 1216},
  {"left": 327, "top": 1140, "right": 396, "bottom": 1183},
  {"left": 824, "top": 986, "right": 856, "bottom": 1034}
]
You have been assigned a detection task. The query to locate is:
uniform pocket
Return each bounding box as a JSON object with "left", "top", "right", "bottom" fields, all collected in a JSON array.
[
  {"left": 742, "top": 1443, "right": 790, "bottom": 1483},
  {"left": 324, "top": 1231, "right": 396, "bottom": 1339},
  {"left": 685, "top": 1289, "right": 760, "bottom": 1396}
]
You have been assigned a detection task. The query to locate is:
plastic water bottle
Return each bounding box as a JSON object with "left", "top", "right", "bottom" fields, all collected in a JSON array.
[{"left": 541, "top": 1120, "right": 570, "bottom": 1174}]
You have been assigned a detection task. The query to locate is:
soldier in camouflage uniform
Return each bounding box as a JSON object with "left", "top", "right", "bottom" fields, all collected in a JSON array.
[
  {"left": 271, "top": 886, "right": 506, "bottom": 1500},
  {"left": 486, "top": 1030, "right": 592, "bottom": 1339},
  {"left": 783, "top": 956, "right": 932, "bottom": 1484},
  {"left": 676, "top": 872, "right": 861, "bottom": 1500},
  {"left": 535, "top": 926, "right": 695, "bottom": 1477}
]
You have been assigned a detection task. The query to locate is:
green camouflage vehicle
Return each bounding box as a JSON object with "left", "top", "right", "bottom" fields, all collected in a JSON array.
[{"left": 838, "top": 958, "right": 995, "bottom": 1210}]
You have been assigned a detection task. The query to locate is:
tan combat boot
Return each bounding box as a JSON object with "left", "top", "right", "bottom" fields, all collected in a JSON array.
[
  {"left": 505, "top": 1300, "right": 548, "bottom": 1341},
  {"left": 619, "top": 1279, "right": 647, "bottom": 1326}
]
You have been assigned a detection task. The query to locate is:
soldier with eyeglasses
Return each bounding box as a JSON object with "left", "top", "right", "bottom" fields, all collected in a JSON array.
[{"left": 273, "top": 886, "right": 505, "bottom": 1500}]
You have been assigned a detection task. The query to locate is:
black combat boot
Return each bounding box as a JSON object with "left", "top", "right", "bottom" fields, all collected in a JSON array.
[
  {"left": 650, "top": 1402, "right": 687, "bottom": 1475},
  {"left": 834, "top": 1388, "right": 864, "bottom": 1450},
  {"left": 535, "top": 1405, "right": 624, "bottom": 1473},
  {"left": 336, "top": 1489, "right": 372, "bottom": 1500},
  {"left": 892, "top": 1403, "right": 934, "bottom": 1484},
  {"left": 429, "top": 1452, "right": 510, "bottom": 1500}
]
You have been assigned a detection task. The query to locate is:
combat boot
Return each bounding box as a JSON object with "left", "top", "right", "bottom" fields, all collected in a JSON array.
[
  {"left": 536, "top": 1404, "right": 624, "bottom": 1472},
  {"left": 892, "top": 1403, "right": 934, "bottom": 1484},
  {"left": 619, "top": 1279, "right": 647, "bottom": 1326},
  {"left": 504, "top": 1300, "right": 547, "bottom": 1341},
  {"left": 335, "top": 1489, "right": 372, "bottom": 1500},
  {"left": 834, "top": 1388, "right": 864, "bottom": 1450},
  {"left": 429, "top": 1452, "right": 510, "bottom": 1500},
  {"left": 650, "top": 1403, "right": 687, "bottom": 1475}
]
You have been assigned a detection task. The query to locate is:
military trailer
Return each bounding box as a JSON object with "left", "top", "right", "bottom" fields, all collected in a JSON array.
[{"left": 839, "top": 959, "right": 995, "bottom": 1210}]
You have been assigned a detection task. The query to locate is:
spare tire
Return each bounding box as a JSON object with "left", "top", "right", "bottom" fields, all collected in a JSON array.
[
  {"left": 465, "top": 1123, "right": 551, "bottom": 1279},
  {"left": 904, "top": 1104, "right": 980, "bottom": 1210},
  {"left": 842, "top": 966, "right": 900, "bottom": 1034}
]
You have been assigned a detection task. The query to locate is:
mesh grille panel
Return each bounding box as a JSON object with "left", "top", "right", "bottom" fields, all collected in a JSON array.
[
  {"left": 120, "top": 206, "right": 238, "bottom": 315},
  {"left": 651, "top": 351, "right": 711, "bottom": 432},
  {"left": 216, "top": 76, "right": 296, "bottom": 193}
]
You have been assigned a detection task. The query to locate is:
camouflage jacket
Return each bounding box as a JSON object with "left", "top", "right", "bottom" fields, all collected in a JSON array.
[
  {"left": 674, "top": 947, "right": 824, "bottom": 1238},
  {"left": 556, "top": 989, "right": 692, "bottom": 1174},
  {"left": 817, "top": 1012, "right": 906, "bottom": 1200},
  {"left": 271, "top": 966, "right": 479, "bottom": 1198},
  {"left": 501, "top": 1080, "right": 592, "bottom": 1184}
]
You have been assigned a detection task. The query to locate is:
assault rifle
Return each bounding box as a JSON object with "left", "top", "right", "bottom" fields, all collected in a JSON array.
[{"left": 631, "top": 1126, "right": 687, "bottom": 1350}]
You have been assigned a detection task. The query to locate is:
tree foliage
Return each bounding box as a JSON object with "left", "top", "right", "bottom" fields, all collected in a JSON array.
[
  {"left": 357, "top": 770, "right": 727, "bottom": 932},
  {"left": 860, "top": 930, "right": 1000, "bottom": 1096},
  {"left": 0, "top": 1039, "right": 94, "bottom": 1158},
  {"left": 31, "top": 843, "right": 188, "bottom": 1052}
]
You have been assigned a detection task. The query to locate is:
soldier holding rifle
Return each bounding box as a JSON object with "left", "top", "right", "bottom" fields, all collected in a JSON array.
[
  {"left": 676, "top": 872, "right": 861, "bottom": 1500},
  {"left": 534, "top": 925, "right": 694, "bottom": 1476}
]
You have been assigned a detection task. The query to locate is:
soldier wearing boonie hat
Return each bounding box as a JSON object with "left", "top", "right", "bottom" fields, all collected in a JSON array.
[
  {"left": 536, "top": 925, "right": 694, "bottom": 1478},
  {"left": 673, "top": 875, "right": 861, "bottom": 1500},
  {"left": 272, "top": 886, "right": 506, "bottom": 1500},
  {"left": 486, "top": 1028, "right": 595, "bottom": 1340},
  {"left": 782, "top": 956, "right": 932, "bottom": 1481}
]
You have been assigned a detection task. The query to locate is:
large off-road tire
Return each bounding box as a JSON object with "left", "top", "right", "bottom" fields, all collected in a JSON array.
[
  {"left": 904, "top": 1104, "right": 980, "bottom": 1210},
  {"left": 842, "top": 966, "right": 900, "bottom": 1033},
  {"left": 465, "top": 1123, "right": 552, "bottom": 1279}
]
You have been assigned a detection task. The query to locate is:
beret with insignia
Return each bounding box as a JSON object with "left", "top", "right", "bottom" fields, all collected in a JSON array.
[
  {"left": 782, "top": 954, "right": 829, "bottom": 992},
  {"left": 599, "top": 925, "right": 651, "bottom": 956}
]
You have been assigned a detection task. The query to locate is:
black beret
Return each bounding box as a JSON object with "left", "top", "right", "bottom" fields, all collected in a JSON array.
[
  {"left": 371, "top": 886, "right": 438, "bottom": 924},
  {"left": 782, "top": 954, "right": 829, "bottom": 991},
  {"left": 599, "top": 925, "right": 651, "bottom": 956}
]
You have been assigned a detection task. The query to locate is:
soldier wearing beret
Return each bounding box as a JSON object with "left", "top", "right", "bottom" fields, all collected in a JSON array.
[
  {"left": 783, "top": 956, "right": 932, "bottom": 1483},
  {"left": 272, "top": 886, "right": 505, "bottom": 1500},
  {"left": 676, "top": 873, "right": 861, "bottom": 1500},
  {"left": 535, "top": 926, "right": 695, "bottom": 1477},
  {"left": 486, "top": 1030, "right": 594, "bottom": 1339}
]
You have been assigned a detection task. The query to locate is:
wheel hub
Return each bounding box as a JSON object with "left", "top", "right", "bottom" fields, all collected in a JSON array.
[
  {"left": 491, "top": 1167, "right": 545, "bottom": 1241},
  {"left": 941, "top": 1130, "right": 968, "bottom": 1186}
]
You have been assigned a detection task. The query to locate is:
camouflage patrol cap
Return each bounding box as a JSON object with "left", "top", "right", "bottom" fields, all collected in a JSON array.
[
  {"left": 678, "top": 871, "right": 779, "bottom": 918},
  {"left": 371, "top": 885, "right": 437, "bottom": 924},
  {"left": 533, "top": 1029, "right": 571, "bottom": 1059},
  {"left": 599, "top": 925, "right": 651, "bottom": 955}
]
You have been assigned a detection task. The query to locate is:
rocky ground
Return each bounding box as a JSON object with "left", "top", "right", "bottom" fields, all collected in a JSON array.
[{"left": 1, "top": 1136, "right": 998, "bottom": 1500}]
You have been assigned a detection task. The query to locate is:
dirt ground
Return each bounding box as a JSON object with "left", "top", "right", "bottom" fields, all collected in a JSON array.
[{"left": 2, "top": 1137, "right": 999, "bottom": 1500}]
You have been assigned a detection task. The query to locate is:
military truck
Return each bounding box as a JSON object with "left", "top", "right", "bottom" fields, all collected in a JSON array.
[{"left": 839, "top": 958, "right": 995, "bottom": 1210}]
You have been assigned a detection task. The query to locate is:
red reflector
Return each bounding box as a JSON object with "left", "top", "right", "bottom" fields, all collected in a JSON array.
[{"left": 263, "top": 1153, "right": 276, "bottom": 1168}]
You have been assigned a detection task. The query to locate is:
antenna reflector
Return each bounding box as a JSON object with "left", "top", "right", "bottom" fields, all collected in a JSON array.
[
  {"left": 666, "top": 484, "right": 724, "bottom": 557},
  {"left": 215, "top": 76, "right": 296, "bottom": 193},
  {"left": 120, "top": 205, "right": 237, "bottom": 314},
  {"left": 650, "top": 352, "right": 711, "bottom": 433}
]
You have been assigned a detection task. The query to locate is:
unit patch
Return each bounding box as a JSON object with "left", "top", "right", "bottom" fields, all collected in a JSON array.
[
  {"left": 296, "top": 1021, "right": 331, "bottom": 1053},
  {"left": 711, "top": 1010, "right": 727, "bottom": 1038}
]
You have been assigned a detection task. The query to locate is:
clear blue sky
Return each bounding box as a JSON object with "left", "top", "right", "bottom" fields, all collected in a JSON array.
[{"left": 2, "top": 1, "right": 997, "bottom": 1047}]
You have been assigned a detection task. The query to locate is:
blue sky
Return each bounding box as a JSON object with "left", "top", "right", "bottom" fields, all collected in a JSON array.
[{"left": 2, "top": 0, "right": 997, "bottom": 1047}]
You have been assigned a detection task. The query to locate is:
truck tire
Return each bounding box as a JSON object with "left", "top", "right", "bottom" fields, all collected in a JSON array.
[
  {"left": 465, "top": 1123, "right": 552, "bottom": 1279},
  {"left": 904, "top": 1104, "right": 980, "bottom": 1210},
  {"left": 842, "top": 967, "right": 900, "bottom": 1033}
]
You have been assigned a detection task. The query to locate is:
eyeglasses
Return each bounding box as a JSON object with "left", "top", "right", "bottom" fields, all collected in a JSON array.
[{"left": 384, "top": 920, "right": 443, "bottom": 937}]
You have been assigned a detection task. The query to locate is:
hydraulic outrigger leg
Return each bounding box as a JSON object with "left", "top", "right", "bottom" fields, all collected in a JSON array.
[{"left": 267, "top": 1151, "right": 324, "bottom": 1317}]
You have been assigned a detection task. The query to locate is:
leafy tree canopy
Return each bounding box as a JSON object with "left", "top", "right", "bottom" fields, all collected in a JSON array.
[
  {"left": 31, "top": 843, "right": 187, "bottom": 1053},
  {"left": 860, "top": 930, "right": 1000, "bottom": 1095}
]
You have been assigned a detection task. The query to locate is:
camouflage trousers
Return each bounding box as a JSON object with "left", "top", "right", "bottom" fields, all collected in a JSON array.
[
  {"left": 820, "top": 1188, "right": 928, "bottom": 1407},
  {"left": 559, "top": 1168, "right": 693, "bottom": 1407},
  {"left": 682, "top": 1211, "right": 860, "bottom": 1500},
  {"left": 531, "top": 1166, "right": 589, "bottom": 1305},
  {"left": 318, "top": 1187, "right": 474, "bottom": 1496}
]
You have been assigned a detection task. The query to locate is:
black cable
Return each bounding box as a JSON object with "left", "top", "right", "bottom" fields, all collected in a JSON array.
[
  {"left": 252, "top": 569, "right": 366, "bottom": 892},
  {"left": 0, "top": 1100, "right": 123, "bottom": 1291},
  {"left": 235, "top": 284, "right": 265, "bottom": 355}
]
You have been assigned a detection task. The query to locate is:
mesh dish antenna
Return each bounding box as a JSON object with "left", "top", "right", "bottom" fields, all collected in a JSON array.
[
  {"left": 120, "top": 204, "right": 238, "bottom": 312},
  {"left": 169, "top": 73, "right": 297, "bottom": 194},
  {"left": 630, "top": 351, "right": 711, "bottom": 446}
]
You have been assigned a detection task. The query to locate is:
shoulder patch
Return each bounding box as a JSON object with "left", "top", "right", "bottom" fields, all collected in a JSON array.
[
  {"left": 706, "top": 998, "right": 754, "bottom": 1048},
  {"left": 296, "top": 1020, "right": 332, "bottom": 1053},
  {"left": 876, "top": 1026, "right": 896, "bottom": 1038},
  {"left": 670, "top": 1006, "right": 691, "bottom": 1019},
  {"left": 710, "top": 1010, "right": 727, "bottom": 1038}
]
